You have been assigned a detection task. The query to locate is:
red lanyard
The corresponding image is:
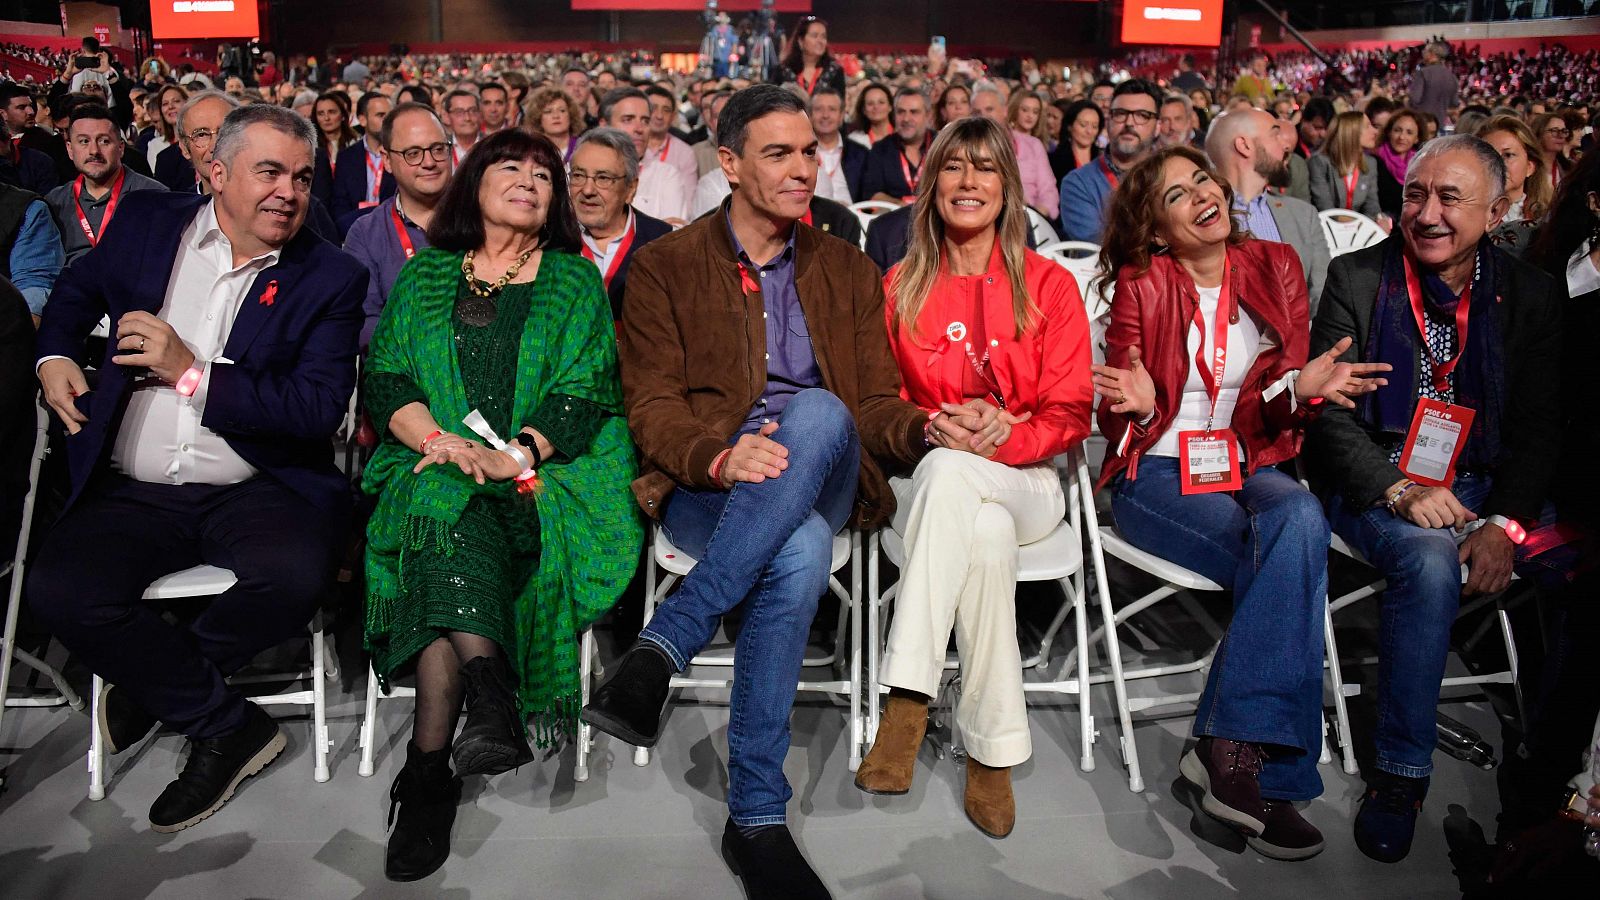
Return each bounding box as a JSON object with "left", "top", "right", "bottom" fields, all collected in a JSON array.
[
  {"left": 580, "top": 217, "right": 637, "bottom": 289},
  {"left": 365, "top": 147, "right": 384, "bottom": 203},
  {"left": 1190, "top": 257, "right": 1234, "bottom": 433},
  {"left": 72, "top": 169, "right": 125, "bottom": 247},
  {"left": 899, "top": 133, "right": 931, "bottom": 195},
  {"left": 796, "top": 68, "right": 819, "bottom": 96},
  {"left": 649, "top": 139, "right": 669, "bottom": 164},
  {"left": 1403, "top": 253, "right": 1472, "bottom": 394},
  {"left": 390, "top": 204, "right": 417, "bottom": 260},
  {"left": 1098, "top": 155, "right": 1119, "bottom": 191},
  {"left": 1343, "top": 169, "right": 1359, "bottom": 209}
]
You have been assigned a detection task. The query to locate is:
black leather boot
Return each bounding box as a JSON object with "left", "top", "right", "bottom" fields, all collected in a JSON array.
[
  {"left": 385, "top": 742, "right": 462, "bottom": 882},
  {"left": 452, "top": 655, "right": 535, "bottom": 777},
  {"left": 580, "top": 641, "right": 674, "bottom": 747}
]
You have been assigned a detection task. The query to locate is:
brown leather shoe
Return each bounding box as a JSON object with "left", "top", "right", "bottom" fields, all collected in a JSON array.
[
  {"left": 1179, "top": 737, "right": 1267, "bottom": 836},
  {"left": 854, "top": 694, "right": 928, "bottom": 795},
  {"left": 1247, "top": 798, "right": 1325, "bottom": 861},
  {"left": 963, "top": 758, "right": 1015, "bottom": 838}
]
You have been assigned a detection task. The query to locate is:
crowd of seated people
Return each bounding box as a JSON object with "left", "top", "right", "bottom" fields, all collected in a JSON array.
[{"left": 3, "top": 18, "right": 1600, "bottom": 899}]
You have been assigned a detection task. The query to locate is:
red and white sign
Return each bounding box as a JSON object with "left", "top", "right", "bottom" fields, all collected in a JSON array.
[
  {"left": 149, "top": 0, "right": 261, "bottom": 40},
  {"left": 570, "top": 1, "right": 809, "bottom": 9},
  {"left": 93, "top": 25, "right": 111, "bottom": 46},
  {"left": 1120, "top": 0, "right": 1223, "bottom": 47}
]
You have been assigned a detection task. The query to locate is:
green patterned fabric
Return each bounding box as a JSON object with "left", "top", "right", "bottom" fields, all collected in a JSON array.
[{"left": 363, "top": 247, "right": 643, "bottom": 744}]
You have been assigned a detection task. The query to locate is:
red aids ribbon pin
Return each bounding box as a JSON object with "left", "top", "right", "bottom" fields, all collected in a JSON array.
[{"left": 260, "top": 280, "right": 279, "bottom": 306}]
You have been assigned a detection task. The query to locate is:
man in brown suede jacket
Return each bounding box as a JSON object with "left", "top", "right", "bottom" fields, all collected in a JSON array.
[{"left": 582, "top": 85, "right": 1001, "bottom": 899}]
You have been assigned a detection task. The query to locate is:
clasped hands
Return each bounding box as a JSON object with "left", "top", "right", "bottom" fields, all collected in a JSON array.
[{"left": 412, "top": 431, "right": 525, "bottom": 485}]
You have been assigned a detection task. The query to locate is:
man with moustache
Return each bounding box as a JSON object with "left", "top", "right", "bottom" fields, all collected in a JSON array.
[
  {"left": 343, "top": 102, "right": 452, "bottom": 349},
  {"left": 1058, "top": 78, "right": 1161, "bottom": 241},
  {"left": 567, "top": 127, "right": 672, "bottom": 320},
  {"left": 45, "top": 103, "right": 164, "bottom": 264},
  {"left": 28, "top": 103, "right": 367, "bottom": 834}
]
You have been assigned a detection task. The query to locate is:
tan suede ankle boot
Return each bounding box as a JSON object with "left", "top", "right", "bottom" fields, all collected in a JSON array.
[
  {"left": 964, "top": 758, "right": 1015, "bottom": 838},
  {"left": 854, "top": 694, "right": 928, "bottom": 795}
]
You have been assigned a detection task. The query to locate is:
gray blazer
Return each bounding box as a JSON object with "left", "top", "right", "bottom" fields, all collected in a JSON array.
[
  {"left": 1308, "top": 153, "right": 1382, "bottom": 221},
  {"left": 1262, "top": 193, "right": 1331, "bottom": 316},
  {"left": 1284, "top": 153, "right": 1311, "bottom": 205}
]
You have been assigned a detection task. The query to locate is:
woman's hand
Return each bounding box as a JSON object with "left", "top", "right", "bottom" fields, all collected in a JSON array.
[
  {"left": 1295, "top": 336, "right": 1391, "bottom": 408},
  {"left": 1091, "top": 346, "right": 1156, "bottom": 419},
  {"left": 412, "top": 442, "right": 522, "bottom": 484}
]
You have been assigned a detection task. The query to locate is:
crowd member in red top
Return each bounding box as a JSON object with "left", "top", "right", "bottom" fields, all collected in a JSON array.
[
  {"left": 854, "top": 117, "right": 1093, "bottom": 839},
  {"left": 1090, "top": 145, "right": 1387, "bottom": 861}
]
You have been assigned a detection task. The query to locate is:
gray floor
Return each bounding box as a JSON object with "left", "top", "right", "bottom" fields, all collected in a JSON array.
[{"left": 0, "top": 596, "right": 1503, "bottom": 900}]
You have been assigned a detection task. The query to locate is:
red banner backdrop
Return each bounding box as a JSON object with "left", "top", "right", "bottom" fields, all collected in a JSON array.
[{"left": 570, "top": 1, "right": 811, "bottom": 9}]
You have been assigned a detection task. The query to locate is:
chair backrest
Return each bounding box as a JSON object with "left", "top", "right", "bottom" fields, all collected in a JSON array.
[
  {"left": 1026, "top": 207, "right": 1060, "bottom": 248},
  {"left": 849, "top": 200, "right": 901, "bottom": 232},
  {"left": 1318, "top": 209, "right": 1386, "bottom": 258},
  {"left": 1037, "top": 241, "right": 1113, "bottom": 351}
]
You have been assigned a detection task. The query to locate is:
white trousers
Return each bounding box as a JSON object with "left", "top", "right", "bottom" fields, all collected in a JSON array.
[{"left": 879, "top": 449, "right": 1065, "bottom": 767}]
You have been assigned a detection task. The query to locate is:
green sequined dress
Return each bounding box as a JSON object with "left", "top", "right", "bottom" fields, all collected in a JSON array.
[{"left": 364, "top": 278, "right": 606, "bottom": 680}]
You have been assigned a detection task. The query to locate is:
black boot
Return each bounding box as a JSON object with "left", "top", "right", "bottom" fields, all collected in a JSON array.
[
  {"left": 580, "top": 641, "right": 675, "bottom": 748},
  {"left": 720, "top": 819, "right": 832, "bottom": 899},
  {"left": 385, "top": 742, "right": 462, "bottom": 882},
  {"left": 452, "top": 655, "right": 534, "bottom": 777}
]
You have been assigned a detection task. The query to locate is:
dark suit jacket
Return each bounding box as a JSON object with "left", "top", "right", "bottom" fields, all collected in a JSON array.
[
  {"left": 808, "top": 196, "right": 863, "bottom": 249},
  {"left": 1304, "top": 238, "right": 1564, "bottom": 523},
  {"left": 35, "top": 192, "right": 368, "bottom": 514},
  {"left": 153, "top": 143, "right": 195, "bottom": 192},
  {"left": 311, "top": 144, "right": 336, "bottom": 209},
  {"left": 330, "top": 140, "right": 396, "bottom": 224},
  {"left": 839, "top": 139, "right": 869, "bottom": 204},
  {"left": 606, "top": 209, "right": 674, "bottom": 320},
  {"left": 859, "top": 137, "right": 923, "bottom": 202}
]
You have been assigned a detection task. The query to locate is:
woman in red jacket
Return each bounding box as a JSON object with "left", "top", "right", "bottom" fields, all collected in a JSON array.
[
  {"left": 854, "top": 117, "right": 1094, "bottom": 838},
  {"left": 1090, "top": 145, "right": 1387, "bottom": 861}
]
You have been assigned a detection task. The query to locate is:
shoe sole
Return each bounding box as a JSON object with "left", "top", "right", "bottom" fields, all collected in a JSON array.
[
  {"left": 580, "top": 691, "right": 671, "bottom": 749},
  {"left": 1246, "top": 834, "right": 1326, "bottom": 861},
  {"left": 386, "top": 852, "right": 450, "bottom": 883},
  {"left": 452, "top": 737, "right": 534, "bottom": 778},
  {"left": 96, "top": 685, "right": 154, "bottom": 756},
  {"left": 964, "top": 805, "right": 1014, "bottom": 839},
  {"left": 149, "top": 729, "right": 286, "bottom": 834},
  {"left": 1179, "top": 749, "right": 1267, "bottom": 837},
  {"left": 853, "top": 777, "right": 910, "bottom": 796}
]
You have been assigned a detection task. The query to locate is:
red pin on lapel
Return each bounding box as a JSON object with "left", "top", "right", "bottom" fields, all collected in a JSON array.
[{"left": 260, "top": 280, "right": 279, "bottom": 307}]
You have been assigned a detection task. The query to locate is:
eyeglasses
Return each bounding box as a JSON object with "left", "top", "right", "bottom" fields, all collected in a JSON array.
[
  {"left": 1545, "top": 126, "right": 1572, "bottom": 138},
  {"left": 569, "top": 169, "right": 626, "bottom": 190},
  {"left": 447, "top": 106, "right": 479, "bottom": 117},
  {"left": 1108, "top": 108, "right": 1157, "bottom": 124},
  {"left": 388, "top": 141, "right": 453, "bottom": 165},
  {"left": 184, "top": 128, "right": 217, "bottom": 146}
]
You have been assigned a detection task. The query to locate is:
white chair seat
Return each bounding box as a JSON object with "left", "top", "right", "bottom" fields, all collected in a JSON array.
[
  {"left": 1097, "top": 527, "right": 1223, "bottom": 591},
  {"left": 655, "top": 529, "right": 851, "bottom": 576}
]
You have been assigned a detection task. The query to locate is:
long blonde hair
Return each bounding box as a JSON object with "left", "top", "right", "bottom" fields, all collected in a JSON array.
[
  {"left": 1322, "top": 110, "right": 1368, "bottom": 177},
  {"left": 1480, "top": 114, "right": 1552, "bottom": 222},
  {"left": 1007, "top": 90, "right": 1050, "bottom": 143},
  {"left": 890, "top": 117, "right": 1036, "bottom": 341}
]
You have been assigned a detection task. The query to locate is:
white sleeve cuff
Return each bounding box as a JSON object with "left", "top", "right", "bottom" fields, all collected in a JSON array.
[{"left": 35, "top": 354, "right": 70, "bottom": 375}]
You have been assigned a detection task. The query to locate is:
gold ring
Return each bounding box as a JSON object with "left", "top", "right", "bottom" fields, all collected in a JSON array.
[
  {"left": 139, "top": 338, "right": 146, "bottom": 350},
  {"left": 1119, "top": 391, "right": 1127, "bottom": 404}
]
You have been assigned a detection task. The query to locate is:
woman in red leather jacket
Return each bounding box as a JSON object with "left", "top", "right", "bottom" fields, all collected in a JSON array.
[
  {"left": 1090, "top": 145, "right": 1387, "bottom": 861},
  {"left": 854, "top": 117, "right": 1094, "bottom": 838}
]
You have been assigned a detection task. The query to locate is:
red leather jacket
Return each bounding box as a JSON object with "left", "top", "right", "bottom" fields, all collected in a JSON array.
[
  {"left": 885, "top": 244, "right": 1094, "bottom": 466},
  {"left": 1095, "top": 238, "right": 1313, "bottom": 488}
]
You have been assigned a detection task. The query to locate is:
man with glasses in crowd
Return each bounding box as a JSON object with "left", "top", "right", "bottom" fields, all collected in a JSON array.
[
  {"left": 568, "top": 127, "right": 673, "bottom": 321},
  {"left": 441, "top": 89, "right": 481, "bottom": 167},
  {"left": 343, "top": 101, "right": 453, "bottom": 349},
  {"left": 1059, "top": 78, "right": 1161, "bottom": 241}
]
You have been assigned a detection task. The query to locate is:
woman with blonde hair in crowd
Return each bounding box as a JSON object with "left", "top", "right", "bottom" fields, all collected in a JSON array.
[
  {"left": 1531, "top": 112, "right": 1575, "bottom": 194},
  {"left": 855, "top": 116, "right": 1093, "bottom": 839},
  {"left": 1308, "top": 110, "right": 1390, "bottom": 229},
  {"left": 1479, "top": 114, "right": 1552, "bottom": 256},
  {"left": 1005, "top": 88, "right": 1059, "bottom": 219},
  {"left": 522, "top": 85, "right": 583, "bottom": 162}
]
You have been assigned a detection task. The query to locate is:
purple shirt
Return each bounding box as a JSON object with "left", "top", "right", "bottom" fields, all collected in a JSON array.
[
  {"left": 728, "top": 217, "right": 822, "bottom": 435},
  {"left": 343, "top": 195, "right": 431, "bottom": 348},
  {"left": 1234, "top": 192, "right": 1283, "bottom": 243}
]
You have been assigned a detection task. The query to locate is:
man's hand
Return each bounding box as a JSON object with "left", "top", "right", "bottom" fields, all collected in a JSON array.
[
  {"left": 1460, "top": 523, "right": 1515, "bottom": 596},
  {"left": 717, "top": 421, "right": 789, "bottom": 488},
  {"left": 38, "top": 357, "right": 90, "bottom": 434},
  {"left": 1294, "top": 336, "right": 1391, "bottom": 408},
  {"left": 1394, "top": 484, "right": 1477, "bottom": 531},
  {"left": 113, "top": 312, "right": 196, "bottom": 383}
]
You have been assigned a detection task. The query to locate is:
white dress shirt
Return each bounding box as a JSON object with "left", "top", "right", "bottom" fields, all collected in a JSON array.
[
  {"left": 635, "top": 159, "right": 691, "bottom": 222},
  {"left": 582, "top": 209, "right": 636, "bottom": 278},
  {"left": 111, "top": 201, "right": 280, "bottom": 485},
  {"left": 641, "top": 134, "right": 698, "bottom": 205},
  {"left": 692, "top": 169, "right": 732, "bottom": 220},
  {"left": 814, "top": 137, "right": 851, "bottom": 204}
]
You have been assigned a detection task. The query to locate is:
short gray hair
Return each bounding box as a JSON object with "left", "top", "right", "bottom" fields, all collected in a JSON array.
[
  {"left": 1406, "top": 133, "right": 1505, "bottom": 199},
  {"left": 573, "top": 127, "right": 639, "bottom": 185},
  {"left": 970, "top": 82, "right": 1005, "bottom": 105},
  {"left": 176, "top": 89, "right": 240, "bottom": 135},
  {"left": 213, "top": 104, "right": 318, "bottom": 168},
  {"left": 1162, "top": 93, "right": 1194, "bottom": 115}
]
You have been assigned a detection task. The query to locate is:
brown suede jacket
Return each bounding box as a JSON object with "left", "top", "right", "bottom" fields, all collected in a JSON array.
[{"left": 619, "top": 206, "right": 928, "bottom": 529}]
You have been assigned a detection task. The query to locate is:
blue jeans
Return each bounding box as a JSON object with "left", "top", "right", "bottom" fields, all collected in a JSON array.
[
  {"left": 1325, "top": 473, "right": 1563, "bottom": 780},
  {"left": 641, "top": 388, "right": 860, "bottom": 826},
  {"left": 1112, "top": 459, "right": 1328, "bottom": 801}
]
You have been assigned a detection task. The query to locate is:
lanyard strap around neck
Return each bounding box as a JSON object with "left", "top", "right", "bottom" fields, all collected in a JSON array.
[
  {"left": 1190, "top": 255, "right": 1234, "bottom": 433},
  {"left": 1403, "top": 252, "right": 1472, "bottom": 394}
]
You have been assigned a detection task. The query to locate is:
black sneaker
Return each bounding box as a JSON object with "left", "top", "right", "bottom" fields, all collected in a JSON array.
[
  {"left": 720, "top": 819, "right": 832, "bottom": 900},
  {"left": 97, "top": 682, "right": 159, "bottom": 755},
  {"left": 148, "top": 703, "right": 284, "bottom": 833},
  {"left": 1354, "top": 772, "right": 1430, "bottom": 863},
  {"left": 386, "top": 742, "right": 463, "bottom": 882},
  {"left": 451, "top": 656, "right": 534, "bottom": 777},
  {"left": 580, "top": 641, "right": 674, "bottom": 748}
]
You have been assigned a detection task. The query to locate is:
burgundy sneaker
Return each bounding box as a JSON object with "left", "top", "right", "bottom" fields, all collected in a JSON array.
[
  {"left": 1247, "top": 798, "right": 1326, "bottom": 861},
  {"left": 1179, "top": 737, "right": 1267, "bottom": 836}
]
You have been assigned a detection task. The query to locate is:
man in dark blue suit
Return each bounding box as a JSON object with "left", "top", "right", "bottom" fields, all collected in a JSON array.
[
  {"left": 570, "top": 128, "right": 675, "bottom": 320},
  {"left": 857, "top": 87, "right": 933, "bottom": 204},
  {"left": 330, "top": 91, "right": 396, "bottom": 233},
  {"left": 28, "top": 104, "right": 367, "bottom": 834}
]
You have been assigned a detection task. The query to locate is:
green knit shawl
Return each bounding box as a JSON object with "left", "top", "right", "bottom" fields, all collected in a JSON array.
[{"left": 362, "top": 247, "right": 642, "bottom": 744}]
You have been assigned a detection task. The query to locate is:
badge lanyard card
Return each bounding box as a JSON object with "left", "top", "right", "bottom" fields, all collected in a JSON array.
[
  {"left": 1396, "top": 254, "right": 1474, "bottom": 487},
  {"left": 1178, "top": 260, "right": 1243, "bottom": 495}
]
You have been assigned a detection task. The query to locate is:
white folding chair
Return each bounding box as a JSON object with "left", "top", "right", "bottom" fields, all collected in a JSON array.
[
  {"left": 1, "top": 401, "right": 85, "bottom": 755},
  {"left": 88, "top": 565, "right": 335, "bottom": 799},
  {"left": 864, "top": 446, "right": 1120, "bottom": 775},
  {"left": 1318, "top": 209, "right": 1386, "bottom": 258},
  {"left": 1026, "top": 207, "right": 1060, "bottom": 248},
  {"left": 849, "top": 200, "right": 901, "bottom": 234},
  {"left": 627, "top": 523, "right": 863, "bottom": 770}
]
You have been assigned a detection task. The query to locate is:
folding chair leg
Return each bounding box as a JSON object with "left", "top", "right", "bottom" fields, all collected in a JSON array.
[
  {"left": 1067, "top": 577, "right": 1095, "bottom": 772},
  {"left": 1088, "top": 532, "right": 1142, "bottom": 792},
  {"left": 358, "top": 663, "right": 379, "bottom": 777},
  {"left": 575, "top": 628, "right": 594, "bottom": 783},
  {"left": 1323, "top": 600, "right": 1357, "bottom": 775},
  {"left": 847, "top": 530, "right": 863, "bottom": 773},
  {"left": 1497, "top": 601, "right": 1525, "bottom": 728},
  {"left": 866, "top": 531, "right": 882, "bottom": 748},
  {"left": 88, "top": 674, "right": 106, "bottom": 801},
  {"left": 311, "top": 616, "right": 330, "bottom": 783}
]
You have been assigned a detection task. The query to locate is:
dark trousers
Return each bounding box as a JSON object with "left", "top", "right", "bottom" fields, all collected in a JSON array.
[{"left": 26, "top": 474, "right": 342, "bottom": 739}]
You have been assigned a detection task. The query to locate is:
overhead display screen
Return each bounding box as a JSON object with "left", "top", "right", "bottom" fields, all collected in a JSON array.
[
  {"left": 1120, "top": 0, "right": 1223, "bottom": 47},
  {"left": 149, "top": 1, "right": 261, "bottom": 40}
]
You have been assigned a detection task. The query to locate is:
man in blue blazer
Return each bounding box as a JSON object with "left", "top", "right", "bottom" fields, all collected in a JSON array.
[
  {"left": 28, "top": 104, "right": 367, "bottom": 834},
  {"left": 330, "top": 91, "right": 396, "bottom": 233}
]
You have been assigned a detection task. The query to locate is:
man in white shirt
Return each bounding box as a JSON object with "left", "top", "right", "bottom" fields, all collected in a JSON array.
[
  {"left": 641, "top": 85, "right": 698, "bottom": 201},
  {"left": 604, "top": 87, "right": 688, "bottom": 224},
  {"left": 29, "top": 103, "right": 368, "bottom": 836},
  {"left": 810, "top": 86, "right": 862, "bottom": 204}
]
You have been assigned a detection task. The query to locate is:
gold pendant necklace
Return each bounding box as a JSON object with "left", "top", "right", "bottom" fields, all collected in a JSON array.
[{"left": 462, "top": 246, "right": 536, "bottom": 299}]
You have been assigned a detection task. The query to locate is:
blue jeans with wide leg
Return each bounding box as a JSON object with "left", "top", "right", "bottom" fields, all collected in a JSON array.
[
  {"left": 641, "top": 388, "right": 860, "bottom": 827},
  {"left": 1111, "top": 458, "right": 1329, "bottom": 801}
]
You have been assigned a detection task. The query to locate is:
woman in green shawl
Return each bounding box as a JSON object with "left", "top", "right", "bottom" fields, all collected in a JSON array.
[{"left": 362, "top": 129, "right": 641, "bottom": 882}]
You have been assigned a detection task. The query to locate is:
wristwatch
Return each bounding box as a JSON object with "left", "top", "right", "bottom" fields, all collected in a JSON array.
[
  {"left": 512, "top": 431, "right": 542, "bottom": 468},
  {"left": 1558, "top": 785, "right": 1594, "bottom": 822}
]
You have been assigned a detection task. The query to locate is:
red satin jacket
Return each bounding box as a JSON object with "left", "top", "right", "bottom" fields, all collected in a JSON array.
[
  {"left": 885, "top": 244, "right": 1094, "bottom": 467},
  {"left": 1095, "top": 238, "right": 1314, "bottom": 488}
]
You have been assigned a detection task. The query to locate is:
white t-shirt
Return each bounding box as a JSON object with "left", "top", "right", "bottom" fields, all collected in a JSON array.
[{"left": 1150, "top": 285, "right": 1274, "bottom": 457}]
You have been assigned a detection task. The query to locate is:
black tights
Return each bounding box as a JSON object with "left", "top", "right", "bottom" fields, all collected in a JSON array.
[{"left": 411, "top": 632, "right": 501, "bottom": 753}]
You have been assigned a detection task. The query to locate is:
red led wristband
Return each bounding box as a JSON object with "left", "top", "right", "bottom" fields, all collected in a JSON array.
[{"left": 175, "top": 364, "right": 204, "bottom": 397}]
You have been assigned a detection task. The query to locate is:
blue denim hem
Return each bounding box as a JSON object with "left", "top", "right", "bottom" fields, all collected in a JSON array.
[
  {"left": 1375, "top": 759, "right": 1433, "bottom": 779},
  {"left": 1191, "top": 724, "right": 1308, "bottom": 755},
  {"left": 729, "top": 812, "right": 788, "bottom": 828},
  {"left": 638, "top": 629, "right": 687, "bottom": 672},
  {"left": 1260, "top": 788, "right": 1322, "bottom": 803}
]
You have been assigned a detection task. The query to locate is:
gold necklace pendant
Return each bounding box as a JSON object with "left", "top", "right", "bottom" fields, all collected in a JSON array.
[{"left": 462, "top": 247, "right": 537, "bottom": 299}]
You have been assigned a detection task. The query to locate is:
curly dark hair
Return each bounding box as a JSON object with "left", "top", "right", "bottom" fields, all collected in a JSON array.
[
  {"left": 1528, "top": 146, "right": 1600, "bottom": 278},
  {"left": 1094, "top": 145, "right": 1245, "bottom": 296}
]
